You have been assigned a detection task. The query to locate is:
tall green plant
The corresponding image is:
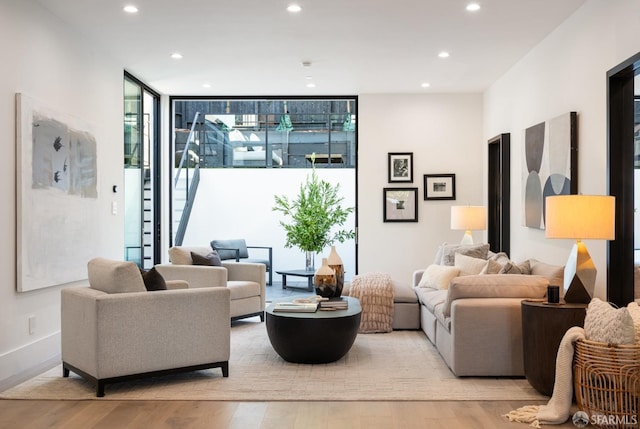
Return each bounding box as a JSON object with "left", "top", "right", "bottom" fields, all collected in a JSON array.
[{"left": 272, "top": 166, "right": 354, "bottom": 254}]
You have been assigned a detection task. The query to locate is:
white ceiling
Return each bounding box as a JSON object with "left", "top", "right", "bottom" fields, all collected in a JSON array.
[{"left": 35, "top": 0, "right": 586, "bottom": 96}]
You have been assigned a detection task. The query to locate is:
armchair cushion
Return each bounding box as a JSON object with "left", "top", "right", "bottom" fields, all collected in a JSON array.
[
  {"left": 140, "top": 266, "right": 167, "bottom": 291},
  {"left": 168, "top": 246, "right": 212, "bottom": 265},
  {"left": 87, "top": 258, "right": 146, "bottom": 294},
  {"left": 191, "top": 251, "right": 222, "bottom": 266}
]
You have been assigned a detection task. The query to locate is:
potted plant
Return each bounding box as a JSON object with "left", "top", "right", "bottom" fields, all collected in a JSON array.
[{"left": 272, "top": 157, "right": 355, "bottom": 271}]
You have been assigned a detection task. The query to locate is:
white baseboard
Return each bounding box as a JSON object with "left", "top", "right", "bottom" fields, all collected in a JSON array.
[{"left": 0, "top": 332, "right": 61, "bottom": 393}]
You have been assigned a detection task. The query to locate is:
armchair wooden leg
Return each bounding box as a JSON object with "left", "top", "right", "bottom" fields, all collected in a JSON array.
[{"left": 221, "top": 362, "right": 229, "bottom": 377}]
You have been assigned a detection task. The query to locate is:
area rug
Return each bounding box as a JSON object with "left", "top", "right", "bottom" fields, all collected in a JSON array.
[{"left": 0, "top": 320, "right": 546, "bottom": 401}]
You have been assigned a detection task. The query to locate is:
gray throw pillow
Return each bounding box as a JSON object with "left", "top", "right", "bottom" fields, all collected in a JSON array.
[
  {"left": 441, "top": 243, "right": 490, "bottom": 266},
  {"left": 191, "top": 251, "right": 222, "bottom": 266}
]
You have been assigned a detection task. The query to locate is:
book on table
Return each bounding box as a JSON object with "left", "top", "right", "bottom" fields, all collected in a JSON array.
[
  {"left": 319, "top": 298, "right": 348, "bottom": 309},
  {"left": 273, "top": 302, "right": 319, "bottom": 313}
]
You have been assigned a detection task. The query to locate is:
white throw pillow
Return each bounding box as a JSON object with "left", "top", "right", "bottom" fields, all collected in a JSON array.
[
  {"left": 454, "top": 253, "right": 488, "bottom": 276},
  {"left": 584, "top": 298, "right": 635, "bottom": 345},
  {"left": 627, "top": 302, "right": 640, "bottom": 344},
  {"left": 417, "top": 264, "right": 460, "bottom": 290}
]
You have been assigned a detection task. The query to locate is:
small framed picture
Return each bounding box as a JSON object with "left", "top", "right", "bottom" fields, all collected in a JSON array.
[
  {"left": 383, "top": 188, "right": 418, "bottom": 222},
  {"left": 388, "top": 152, "right": 413, "bottom": 183},
  {"left": 424, "top": 174, "right": 456, "bottom": 200}
]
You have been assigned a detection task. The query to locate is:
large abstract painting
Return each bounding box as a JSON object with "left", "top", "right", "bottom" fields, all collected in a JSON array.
[
  {"left": 522, "top": 112, "right": 577, "bottom": 229},
  {"left": 16, "top": 93, "right": 99, "bottom": 292}
]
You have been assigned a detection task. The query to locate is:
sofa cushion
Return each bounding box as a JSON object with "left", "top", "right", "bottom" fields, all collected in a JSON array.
[
  {"left": 480, "top": 258, "right": 503, "bottom": 274},
  {"left": 455, "top": 253, "right": 488, "bottom": 276},
  {"left": 87, "top": 258, "right": 146, "bottom": 294},
  {"left": 226, "top": 280, "right": 261, "bottom": 300},
  {"left": 140, "top": 266, "right": 167, "bottom": 291},
  {"left": 499, "top": 260, "right": 531, "bottom": 275},
  {"left": 191, "top": 250, "right": 222, "bottom": 266},
  {"left": 417, "top": 264, "right": 460, "bottom": 289},
  {"left": 529, "top": 259, "right": 564, "bottom": 288},
  {"left": 415, "top": 288, "right": 447, "bottom": 312},
  {"left": 441, "top": 243, "right": 490, "bottom": 266},
  {"left": 584, "top": 298, "right": 635, "bottom": 345},
  {"left": 168, "top": 246, "right": 213, "bottom": 265},
  {"left": 442, "top": 274, "right": 548, "bottom": 317},
  {"left": 392, "top": 280, "right": 418, "bottom": 303}
]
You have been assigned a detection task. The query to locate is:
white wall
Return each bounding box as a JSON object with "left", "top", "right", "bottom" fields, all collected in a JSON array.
[
  {"left": 358, "top": 94, "right": 484, "bottom": 283},
  {"left": 483, "top": 0, "right": 640, "bottom": 299},
  {"left": 182, "top": 168, "right": 356, "bottom": 279},
  {"left": 0, "top": 0, "right": 123, "bottom": 389}
]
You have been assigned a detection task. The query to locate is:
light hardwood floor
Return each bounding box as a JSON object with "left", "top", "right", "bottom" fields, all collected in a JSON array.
[{"left": 0, "top": 399, "right": 579, "bottom": 428}]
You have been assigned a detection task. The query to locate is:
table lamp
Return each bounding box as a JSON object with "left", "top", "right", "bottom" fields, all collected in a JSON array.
[
  {"left": 545, "top": 195, "right": 615, "bottom": 303},
  {"left": 450, "top": 206, "right": 487, "bottom": 245}
]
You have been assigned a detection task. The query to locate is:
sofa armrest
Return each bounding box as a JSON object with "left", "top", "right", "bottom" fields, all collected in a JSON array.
[
  {"left": 412, "top": 270, "right": 425, "bottom": 287},
  {"left": 222, "top": 261, "right": 265, "bottom": 284},
  {"left": 443, "top": 274, "right": 548, "bottom": 317},
  {"left": 155, "top": 264, "right": 227, "bottom": 288}
]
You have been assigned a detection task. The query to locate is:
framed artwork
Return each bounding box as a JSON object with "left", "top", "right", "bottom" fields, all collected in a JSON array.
[
  {"left": 383, "top": 187, "right": 418, "bottom": 222},
  {"left": 388, "top": 152, "right": 413, "bottom": 183},
  {"left": 16, "top": 93, "right": 99, "bottom": 292},
  {"left": 424, "top": 174, "right": 456, "bottom": 200},
  {"left": 522, "top": 111, "right": 577, "bottom": 229}
]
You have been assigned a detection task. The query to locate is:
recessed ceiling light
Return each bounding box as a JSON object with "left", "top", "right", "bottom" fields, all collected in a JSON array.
[
  {"left": 202, "top": 83, "right": 211, "bottom": 88},
  {"left": 287, "top": 4, "right": 302, "bottom": 13},
  {"left": 421, "top": 83, "right": 431, "bottom": 88},
  {"left": 305, "top": 76, "right": 313, "bottom": 80},
  {"left": 438, "top": 51, "right": 450, "bottom": 58},
  {"left": 466, "top": 3, "right": 481, "bottom": 12},
  {"left": 171, "top": 53, "right": 183, "bottom": 59},
  {"left": 123, "top": 5, "right": 138, "bottom": 13},
  {"left": 306, "top": 83, "right": 316, "bottom": 88}
]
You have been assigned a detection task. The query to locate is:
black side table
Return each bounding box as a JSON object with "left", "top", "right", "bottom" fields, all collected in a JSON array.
[{"left": 521, "top": 300, "right": 587, "bottom": 396}]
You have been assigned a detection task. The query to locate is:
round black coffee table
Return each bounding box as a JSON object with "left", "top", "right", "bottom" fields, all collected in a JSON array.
[{"left": 266, "top": 297, "right": 361, "bottom": 364}]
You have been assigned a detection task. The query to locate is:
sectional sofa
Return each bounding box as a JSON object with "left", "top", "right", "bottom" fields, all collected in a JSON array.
[{"left": 386, "top": 244, "right": 564, "bottom": 377}]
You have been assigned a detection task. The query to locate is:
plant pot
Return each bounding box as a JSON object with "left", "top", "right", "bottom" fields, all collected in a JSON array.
[{"left": 305, "top": 251, "right": 315, "bottom": 272}]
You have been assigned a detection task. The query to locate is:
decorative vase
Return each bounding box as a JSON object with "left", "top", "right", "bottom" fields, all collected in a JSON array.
[
  {"left": 305, "top": 250, "right": 315, "bottom": 272},
  {"left": 327, "top": 246, "right": 344, "bottom": 297},
  {"left": 314, "top": 258, "right": 336, "bottom": 298}
]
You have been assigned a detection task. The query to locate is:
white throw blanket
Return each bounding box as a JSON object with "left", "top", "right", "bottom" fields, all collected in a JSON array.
[{"left": 504, "top": 326, "right": 586, "bottom": 427}]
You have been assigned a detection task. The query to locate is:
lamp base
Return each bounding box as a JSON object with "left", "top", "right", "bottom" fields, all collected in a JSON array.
[
  {"left": 460, "top": 231, "right": 474, "bottom": 245},
  {"left": 563, "top": 240, "right": 596, "bottom": 304}
]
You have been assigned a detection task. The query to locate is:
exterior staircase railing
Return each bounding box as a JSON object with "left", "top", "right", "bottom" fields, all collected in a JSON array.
[{"left": 172, "top": 112, "right": 203, "bottom": 246}]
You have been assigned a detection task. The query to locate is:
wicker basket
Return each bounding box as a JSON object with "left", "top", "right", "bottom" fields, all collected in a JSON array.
[{"left": 573, "top": 339, "right": 640, "bottom": 428}]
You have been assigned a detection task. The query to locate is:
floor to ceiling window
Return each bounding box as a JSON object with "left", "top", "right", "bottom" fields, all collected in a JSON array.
[
  {"left": 170, "top": 97, "right": 358, "bottom": 277},
  {"left": 124, "top": 73, "right": 160, "bottom": 268}
]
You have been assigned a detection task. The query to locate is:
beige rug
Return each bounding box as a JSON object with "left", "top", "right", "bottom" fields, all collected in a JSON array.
[{"left": 1, "top": 319, "right": 546, "bottom": 401}]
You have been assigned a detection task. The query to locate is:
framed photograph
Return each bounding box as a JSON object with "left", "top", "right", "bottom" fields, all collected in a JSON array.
[
  {"left": 388, "top": 152, "right": 413, "bottom": 183},
  {"left": 383, "top": 188, "right": 418, "bottom": 222},
  {"left": 424, "top": 174, "right": 456, "bottom": 200}
]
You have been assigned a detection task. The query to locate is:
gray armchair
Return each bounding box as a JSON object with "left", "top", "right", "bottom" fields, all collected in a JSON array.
[
  {"left": 61, "top": 258, "right": 230, "bottom": 397},
  {"left": 211, "top": 239, "right": 273, "bottom": 285}
]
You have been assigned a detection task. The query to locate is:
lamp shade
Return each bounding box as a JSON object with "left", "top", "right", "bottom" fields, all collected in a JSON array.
[
  {"left": 545, "top": 195, "right": 615, "bottom": 240},
  {"left": 450, "top": 206, "right": 487, "bottom": 231}
]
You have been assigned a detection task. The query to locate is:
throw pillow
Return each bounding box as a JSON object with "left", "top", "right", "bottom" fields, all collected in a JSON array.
[
  {"left": 480, "top": 258, "right": 503, "bottom": 275},
  {"left": 454, "top": 253, "right": 488, "bottom": 276},
  {"left": 529, "top": 259, "right": 564, "bottom": 288},
  {"left": 433, "top": 243, "right": 446, "bottom": 265},
  {"left": 499, "top": 260, "right": 531, "bottom": 275},
  {"left": 584, "top": 298, "right": 635, "bottom": 345},
  {"left": 139, "top": 266, "right": 167, "bottom": 291},
  {"left": 417, "top": 264, "right": 460, "bottom": 289},
  {"left": 627, "top": 302, "right": 640, "bottom": 344},
  {"left": 440, "top": 243, "right": 490, "bottom": 266},
  {"left": 191, "top": 251, "right": 222, "bottom": 266}
]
